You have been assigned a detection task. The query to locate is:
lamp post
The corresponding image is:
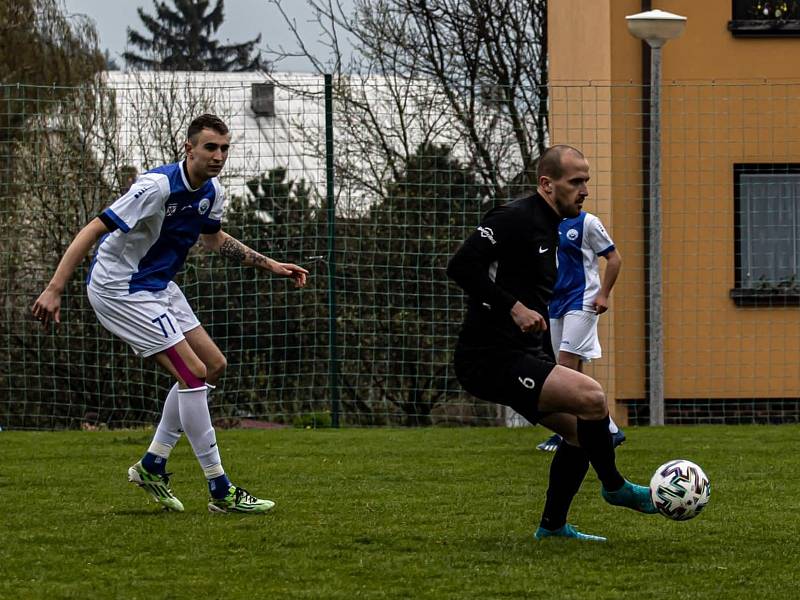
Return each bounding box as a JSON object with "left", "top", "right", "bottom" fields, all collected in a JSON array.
[{"left": 626, "top": 9, "right": 686, "bottom": 426}]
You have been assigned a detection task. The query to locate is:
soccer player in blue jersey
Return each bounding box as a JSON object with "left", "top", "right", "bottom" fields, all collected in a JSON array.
[
  {"left": 32, "top": 114, "right": 309, "bottom": 514},
  {"left": 536, "top": 211, "right": 625, "bottom": 452},
  {"left": 448, "top": 145, "right": 656, "bottom": 542}
]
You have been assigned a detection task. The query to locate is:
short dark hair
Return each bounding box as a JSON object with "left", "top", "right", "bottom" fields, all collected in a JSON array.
[
  {"left": 187, "top": 114, "right": 229, "bottom": 142},
  {"left": 536, "top": 145, "right": 584, "bottom": 181}
]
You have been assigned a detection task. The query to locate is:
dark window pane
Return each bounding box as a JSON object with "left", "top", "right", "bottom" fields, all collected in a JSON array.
[{"left": 740, "top": 173, "right": 799, "bottom": 287}]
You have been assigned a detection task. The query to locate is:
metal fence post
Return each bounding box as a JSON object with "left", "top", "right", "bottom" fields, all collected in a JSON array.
[
  {"left": 648, "top": 47, "right": 665, "bottom": 426},
  {"left": 324, "top": 73, "right": 340, "bottom": 427},
  {"left": 626, "top": 9, "right": 686, "bottom": 426}
]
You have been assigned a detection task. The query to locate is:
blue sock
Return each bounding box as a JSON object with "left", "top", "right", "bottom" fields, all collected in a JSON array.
[
  {"left": 141, "top": 452, "right": 167, "bottom": 474},
  {"left": 209, "top": 474, "right": 232, "bottom": 499}
]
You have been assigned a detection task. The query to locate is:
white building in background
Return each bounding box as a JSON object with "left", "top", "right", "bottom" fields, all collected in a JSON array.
[
  {"left": 101, "top": 71, "right": 477, "bottom": 218},
  {"left": 103, "top": 71, "right": 328, "bottom": 207}
]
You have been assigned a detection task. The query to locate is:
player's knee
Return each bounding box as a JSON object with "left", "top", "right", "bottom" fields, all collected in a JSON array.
[
  {"left": 206, "top": 354, "right": 227, "bottom": 381},
  {"left": 578, "top": 384, "right": 607, "bottom": 420}
]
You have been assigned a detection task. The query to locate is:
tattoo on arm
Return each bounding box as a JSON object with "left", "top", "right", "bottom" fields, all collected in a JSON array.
[
  {"left": 246, "top": 250, "right": 268, "bottom": 268},
  {"left": 219, "top": 238, "right": 246, "bottom": 262},
  {"left": 218, "top": 237, "right": 268, "bottom": 269}
]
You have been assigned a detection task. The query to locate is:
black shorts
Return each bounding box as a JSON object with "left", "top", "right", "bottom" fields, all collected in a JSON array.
[{"left": 454, "top": 343, "right": 557, "bottom": 425}]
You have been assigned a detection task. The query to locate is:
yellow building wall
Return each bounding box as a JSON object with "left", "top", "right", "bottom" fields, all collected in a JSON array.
[
  {"left": 548, "top": 0, "right": 800, "bottom": 412},
  {"left": 549, "top": 0, "right": 646, "bottom": 421}
]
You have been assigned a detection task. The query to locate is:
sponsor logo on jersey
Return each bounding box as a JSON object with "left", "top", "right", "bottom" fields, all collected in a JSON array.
[
  {"left": 477, "top": 226, "right": 497, "bottom": 245},
  {"left": 198, "top": 198, "right": 211, "bottom": 215},
  {"left": 166, "top": 203, "right": 178, "bottom": 216},
  {"left": 566, "top": 228, "right": 579, "bottom": 241}
]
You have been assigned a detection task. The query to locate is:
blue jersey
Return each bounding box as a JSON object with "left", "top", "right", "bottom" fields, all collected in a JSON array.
[
  {"left": 549, "top": 211, "right": 615, "bottom": 319},
  {"left": 88, "top": 161, "right": 225, "bottom": 294}
]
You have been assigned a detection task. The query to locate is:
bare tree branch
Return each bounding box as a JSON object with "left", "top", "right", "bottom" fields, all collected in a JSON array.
[{"left": 269, "top": 0, "right": 548, "bottom": 204}]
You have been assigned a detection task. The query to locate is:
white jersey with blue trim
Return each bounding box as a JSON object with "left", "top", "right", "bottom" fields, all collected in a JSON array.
[
  {"left": 549, "top": 211, "right": 615, "bottom": 319},
  {"left": 87, "top": 160, "right": 225, "bottom": 294}
]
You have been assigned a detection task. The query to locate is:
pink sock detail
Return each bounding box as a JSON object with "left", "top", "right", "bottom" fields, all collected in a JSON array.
[{"left": 165, "top": 346, "right": 205, "bottom": 388}]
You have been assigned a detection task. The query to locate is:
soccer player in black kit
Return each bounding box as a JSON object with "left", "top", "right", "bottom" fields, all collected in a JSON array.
[{"left": 447, "top": 145, "right": 656, "bottom": 542}]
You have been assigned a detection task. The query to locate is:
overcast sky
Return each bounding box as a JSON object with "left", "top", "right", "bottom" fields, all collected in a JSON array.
[{"left": 61, "top": 0, "right": 353, "bottom": 72}]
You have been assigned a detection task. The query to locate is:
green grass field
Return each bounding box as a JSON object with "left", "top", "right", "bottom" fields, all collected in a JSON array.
[{"left": 2, "top": 425, "right": 798, "bottom": 599}]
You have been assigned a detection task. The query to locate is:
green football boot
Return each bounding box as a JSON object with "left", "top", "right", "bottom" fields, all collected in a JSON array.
[
  {"left": 127, "top": 461, "right": 185, "bottom": 512},
  {"left": 207, "top": 485, "right": 275, "bottom": 514},
  {"left": 602, "top": 479, "right": 658, "bottom": 514},
  {"left": 534, "top": 524, "right": 607, "bottom": 542}
]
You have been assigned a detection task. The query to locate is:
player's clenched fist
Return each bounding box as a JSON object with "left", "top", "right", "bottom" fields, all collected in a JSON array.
[{"left": 510, "top": 301, "right": 548, "bottom": 333}]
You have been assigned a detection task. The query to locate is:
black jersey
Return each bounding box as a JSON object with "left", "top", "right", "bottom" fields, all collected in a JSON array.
[{"left": 447, "top": 193, "right": 561, "bottom": 352}]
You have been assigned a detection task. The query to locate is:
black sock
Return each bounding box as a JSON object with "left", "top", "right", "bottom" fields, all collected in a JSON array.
[
  {"left": 577, "top": 416, "right": 625, "bottom": 491},
  {"left": 539, "top": 442, "right": 590, "bottom": 531}
]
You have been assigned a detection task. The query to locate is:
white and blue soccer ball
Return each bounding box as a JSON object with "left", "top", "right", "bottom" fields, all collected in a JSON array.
[{"left": 649, "top": 459, "right": 710, "bottom": 521}]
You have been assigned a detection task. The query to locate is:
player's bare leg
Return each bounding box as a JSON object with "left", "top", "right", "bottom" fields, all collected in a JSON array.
[
  {"left": 127, "top": 341, "right": 202, "bottom": 511},
  {"left": 537, "top": 352, "right": 624, "bottom": 452},
  {"left": 184, "top": 325, "right": 227, "bottom": 386},
  {"left": 539, "top": 367, "right": 655, "bottom": 514},
  {"left": 154, "top": 339, "right": 273, "bottom": 514},
  {"left": 126, "top": 343, "right": 207, "bottom": 512}
]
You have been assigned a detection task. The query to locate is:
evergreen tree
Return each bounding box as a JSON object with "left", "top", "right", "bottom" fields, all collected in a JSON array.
[
  {"left": 124, "top": 0, "right": 265, "bottom": 71},
  {"left": 194, "top": 168, "right": 326, "bottom": 422},
  {"left": 340, "top": 143, "right": 486, "bottom": 425}
]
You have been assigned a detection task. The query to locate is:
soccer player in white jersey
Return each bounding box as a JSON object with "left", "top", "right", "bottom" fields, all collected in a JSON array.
[
  {"left": 536, "top": 210, "right": 624, "bottom": 452},
  {"left": 32, "top": 114, "right": 309, "bottom": 513}
]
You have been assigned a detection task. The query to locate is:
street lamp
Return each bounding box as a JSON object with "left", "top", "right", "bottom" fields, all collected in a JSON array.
[{"left": 626, "top": 9, "right": 686, "bottom": 426}]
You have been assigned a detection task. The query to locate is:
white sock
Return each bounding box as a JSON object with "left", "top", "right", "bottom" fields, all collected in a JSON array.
[
  {"left": 608, "top": 417, "right": 620, "bottom": 434},
  {"left": 206, "top": 382, "right": 216, "bottom": 405},
  {"left": 177, "top": 385, "right": 224, "bottom": 476},
  {"left": 148, "top": 383, "right": 181, "bottom": 458}
]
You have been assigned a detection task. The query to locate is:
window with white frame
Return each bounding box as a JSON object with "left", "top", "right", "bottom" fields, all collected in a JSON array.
[{"left": 732, "top": 164, "right": 800, "bottom": 306}]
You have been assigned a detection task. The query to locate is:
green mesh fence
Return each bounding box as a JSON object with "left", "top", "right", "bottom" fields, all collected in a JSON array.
[
  {"left": 2, "top": 75, "right": 800, "bottom": 429},
  {"left": 0, "top": 73, "right": 500, "bottom": 429}
]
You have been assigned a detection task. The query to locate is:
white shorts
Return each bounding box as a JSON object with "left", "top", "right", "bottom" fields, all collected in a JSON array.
[
  {"left": 549, "top": 310, "right": 601, "bottom": 361},
  {"left": 87, "top": 281, "right": 201, "bottom": 357}
]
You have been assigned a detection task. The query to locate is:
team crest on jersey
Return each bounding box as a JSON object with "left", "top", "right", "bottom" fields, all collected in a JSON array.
[
  {"left": 198, "top": 198, "right": 211, "bottom": 215},
  {"left": 166, "top": 203, "right": 178, "bottom": 216},
  {"left": 566, "top": 228, "right": 579, "bottom": 241}
]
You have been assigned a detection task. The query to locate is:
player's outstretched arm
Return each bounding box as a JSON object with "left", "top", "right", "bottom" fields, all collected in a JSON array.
[
  {"left": 32, "top": 217, "right": 111, "bottom": 326},
  {"left": 200, "top": 230, "right": 309, "bottom": 288}
]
